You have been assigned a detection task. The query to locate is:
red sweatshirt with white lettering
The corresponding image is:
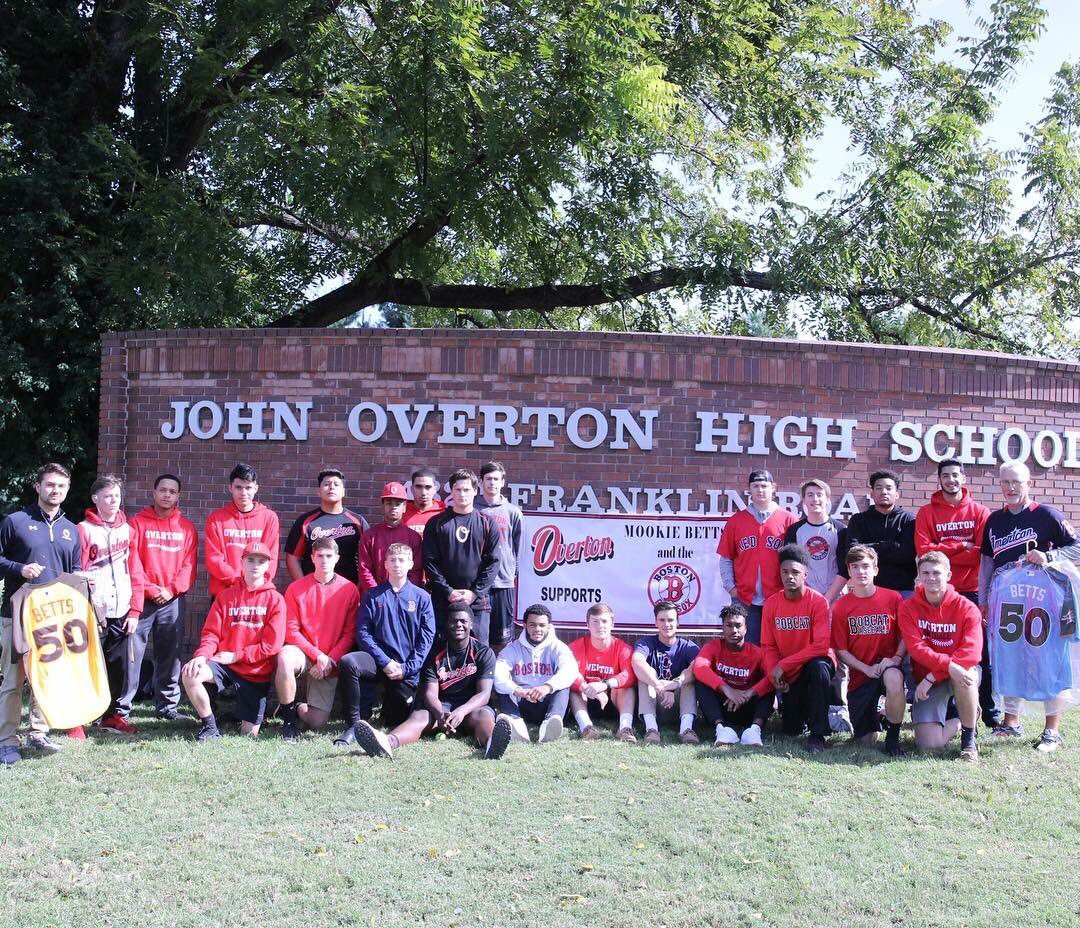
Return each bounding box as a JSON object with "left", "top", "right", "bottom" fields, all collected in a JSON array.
[
  {"left": 194, "top": 578, "right": 286, "bottom": 682},
  {"left": 760, "top": 587, "right": 834, "bottom": 684},
  {"left": 898, "top": 584, "right": 982, "bottom": 683},
  {"left": 568, "top": 636, "right": 636, "bottom": 692},
  {"left": 204, "top": 501, "right": 279, "bottom": 596},
  {"left": 693, "top": 638, "right": 773, "bottom": 697}
]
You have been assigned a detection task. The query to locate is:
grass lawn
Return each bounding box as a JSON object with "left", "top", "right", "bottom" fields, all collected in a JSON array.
[{"left": 1, "top": 709, "right": 1077, "bottom": 928}]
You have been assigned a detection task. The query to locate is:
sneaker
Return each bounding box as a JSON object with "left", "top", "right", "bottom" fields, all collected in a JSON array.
[
  {"left": 485, "top": 715, "right": 513, "bottom": 760},
  {"left": 537, "top": 716, "right": 563, "bottom": 743},
  {"left": 616, "top": 726, "right": 637, "bottom": 744},
  {"left": 579, "top": 725, "right": 602, "bottom": 741},
  {"left": 714, "top": 726, "right": 739, "bottom": 746},
  {"left": 156, "top": 708, "right": 192, "bottom": 722},
  {"left": 740, "top": 724, "right": 764, "bottom": 747},
  {"left": 680, "top": 729, "right": 701, "bottom": 745},
  {"left": 27, "top": 733, "right": 61, "bottom": 754},
  {"left": 1034, "top": 729, "right": 1064, "bottom": 754},
  {"left": 195, "top": 720, "right": 221, "bottom": 742},
  {"left": 99, "top": 714, "right": 139, "bottom": 735},
  {"left": 644, "top": 729, "right": 662, "bottom": 745},
  {"left": 65, "top": 726, "right": 87, "bottom": 741},
  {"left": 281, "top": 718, "right": 300, "bottom": 743},
  {"left": 828, "top": 706, "right": 854, "bottom": 735},
  {"left": 806, "top": 734, "right": 827, "bottom": 754},
  {"left": 0, "top": 745, "right": 21, "bottom": 765},
  {"left": 982, "top": 710, "right": 1002, "bottom": 729},
  {"left": 959, "top": 743, "right": 979, "bottom": 764},
  {"left": 508, "top": 717, "right": 531, "bottom": 743},
  {"left": 992, "top": 723, "right": 1024, "bottom": 738},
  {"left": 353, "top": 720, "right": 393, "bottom": 759},
  {"left": 884, "top": 740, "right": 906, "bottom": 758},
  {"left": 333, "top": 726, "right": 358, "bottom": 748}
]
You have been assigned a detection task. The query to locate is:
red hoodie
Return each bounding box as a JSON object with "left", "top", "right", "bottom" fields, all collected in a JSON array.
[
  {"left": 194, "top": 578, "right": 286, "bottom": 682},
  {"left": 914, "top": 489, "right": 989, "bottom": 593},
  {"left": 204, "top": 501, "right": 279, "bottom": 597},
  {"left": 130, "top": 505, "right": 198, "bottom": 600},
  {"left": 283, "top": 572, "right": 360, "bottom": 666},
  {"left": 898, "top": 584, "right": 982, "bottom": 684},
  {"left": 694, "top": 638, "right": 773, "bottom": 697},
  {"left": 760, "top": 586, "right": 834, "bottom": 684}
]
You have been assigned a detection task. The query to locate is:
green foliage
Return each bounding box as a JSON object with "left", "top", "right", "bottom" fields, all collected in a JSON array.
[{"left": 1, "top": 2, "right": 1078, "bottom": 506}]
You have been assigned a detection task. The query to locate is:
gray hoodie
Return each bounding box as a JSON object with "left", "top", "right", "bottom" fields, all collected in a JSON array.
[{"left": 494, "top": 627, "right": 579, "bottom": 694}]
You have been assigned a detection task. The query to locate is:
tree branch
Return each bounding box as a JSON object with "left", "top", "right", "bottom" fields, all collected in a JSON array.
[{"left": 234, "top": 210, "right": 368, "bottom": 249}]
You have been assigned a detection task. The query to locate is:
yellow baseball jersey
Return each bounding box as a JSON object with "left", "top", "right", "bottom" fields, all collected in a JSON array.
[{"left": 10, "top": 573, "right": 109, "bottom": 728}]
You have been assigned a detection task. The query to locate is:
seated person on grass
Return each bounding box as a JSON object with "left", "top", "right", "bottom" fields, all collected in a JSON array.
[
  {"left": 334, "top": 543, "right": 436, "bottom": 747},
  {"left": 493, "top": 604, "right": 578, "bottom": 743},
  {"left": 631, "top": 600, "right": 700, "bottom": 745},
  {"left": 568, "top": 603, "right": 637, "bottom": 742},
  {"left": 693, "top": 603, "right": 773, "bottom": 747},
  {"left": 182, "top": 542, "right": 286, "bottom": 741},
  {"left": 352, "top": 607, "right": 512, "bottom": 761},
  {"left": 898, "top": 551, "right": 982, "bottom": 764},
  {"left": 275, "top": 537, "right": 360, "bottom": 741},
  {"left": 831, "top": 544, "right": 907, "bottom": 757},
  {"left": 761, "top": 544, "right": 835, "bottom": 754}
]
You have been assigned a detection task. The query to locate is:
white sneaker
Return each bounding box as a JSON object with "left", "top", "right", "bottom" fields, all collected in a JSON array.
[
  {"left": 1035, "top": 729, "right": 1064, "bottom": 754},
  {"left": 714, "top": 725, "right": 739, "bottom": 746},
  {"left": 353, "top": 720, "right": 394, "bottom": 759},
  {"left": 508, "top": 716, "right": 531, "bottom": 743},
  {"left": 538, "top": 716, "right": 563, "bottom": 743},
  {"left": 740, "top": 724, "right": 764, "bottom": 747}
]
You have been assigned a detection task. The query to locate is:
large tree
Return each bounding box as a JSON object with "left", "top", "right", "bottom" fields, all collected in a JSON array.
[{"left": 2, "top": 1, "right": 1077, "bottom": 505}]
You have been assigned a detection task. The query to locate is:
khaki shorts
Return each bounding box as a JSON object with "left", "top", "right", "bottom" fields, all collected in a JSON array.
[{"left": 281, "top": 644, "right": 339, "bottom": 713}]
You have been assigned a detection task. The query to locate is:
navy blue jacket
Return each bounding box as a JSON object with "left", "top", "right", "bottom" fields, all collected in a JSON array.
[
  {"left": 356, "top": 580, "right": 436, "bottom": 685},
  {"left": 0, "top": 505, "right": 81, "bottom": 616}
]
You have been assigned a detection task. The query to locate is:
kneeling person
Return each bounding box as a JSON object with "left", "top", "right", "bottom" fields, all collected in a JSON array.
[
  {"left": 276, "top": 537, "right": 361, "bottom": 740},
  {"left": 335, "top": 543, "right": 435, "bottom": 746},
  {"left": 761, "top": 544, "right": 836, "bottom": 754},
  {"left": 831, "top": 545, "right": 906, "bottom": 756},
  {"left": 353, "top": 608, "right": 512, "bottom": 760},
  {"left": 899, "top": 552, "right": 982, "bottom": 762},
  {"left": 568, "top": 603, "right": 637, "bottom": 741},
  {"left": 694, "top": 604, "right": 774, "bottom": 747},
  {"left": 182, "top": 543, "right": 286, "bottom": 740},
  {"left": 494, "top": 604, "right": 579, "bottom": 743}
]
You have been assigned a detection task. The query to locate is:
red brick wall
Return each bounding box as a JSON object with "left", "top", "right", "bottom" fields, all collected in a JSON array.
[{"left": 99, "top": 328, "right": 1080, "bottom": 649}]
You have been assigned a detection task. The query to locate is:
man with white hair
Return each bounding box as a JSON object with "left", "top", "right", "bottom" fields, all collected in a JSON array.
[{"left": 979, "top": 461, "right": 1080, "bottom": 752}]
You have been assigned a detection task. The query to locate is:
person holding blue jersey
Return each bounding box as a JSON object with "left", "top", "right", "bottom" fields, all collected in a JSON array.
[{"left": 980, "top": 461, "right": 1080, "bottom": 752}]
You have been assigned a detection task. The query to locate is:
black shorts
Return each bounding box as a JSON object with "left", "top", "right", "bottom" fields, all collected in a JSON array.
[
  {"left": 208, "top": 661, "right": 270, "bottom": 725},
  {"left": 488, "top": 588, "right": 516, "bottom": 645},
  {"left": 848, "top": 679, "right": 885, "bottom": 738}
]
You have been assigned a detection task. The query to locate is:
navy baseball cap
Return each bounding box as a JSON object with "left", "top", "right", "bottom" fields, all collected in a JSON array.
[{"left": 748, "top": 469, "right": 774, "bottom": 485}]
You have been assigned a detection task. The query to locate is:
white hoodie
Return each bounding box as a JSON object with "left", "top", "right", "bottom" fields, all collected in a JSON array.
[{"left": 494, "top": 627, "right": 579, "bottom": 694}]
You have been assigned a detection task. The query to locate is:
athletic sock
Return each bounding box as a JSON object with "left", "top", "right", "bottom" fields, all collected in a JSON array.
[
  {"left": 200, "top": 713, "right": 218, "bottom": 730},
  {"left": 280, "top": 701, "right": 298, "bottom": 723},
  {"left": 573, "top": 709, "right": 592, "bottom": 730},
  {"left": 960, "top": 725, "right": 976, "bottom": 750},
  {"left": 679, "top": 714, "right": 695, "bottom": 734},
  {"left": 884, "top": 721, "right": 901, "bottom": 745},
  {"left": 643, "top": 713, "right": 658, "bottom": 732},
  {"left": 716, "top": 722, "right": 725, "bottom": 739},
  {"left": 618, "top": 712, "right": 633, "bottom": 730}
]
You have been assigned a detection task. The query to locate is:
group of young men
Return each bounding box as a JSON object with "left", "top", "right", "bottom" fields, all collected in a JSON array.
[{"left": 0, "top": 453, "right": 1074, "bottom": 766}]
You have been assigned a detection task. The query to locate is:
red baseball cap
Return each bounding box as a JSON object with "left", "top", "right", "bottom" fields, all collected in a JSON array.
[
  {"left": 242, "top": 541, "right": 272, "bottom": 560},
  {"left": 381, "top": 481, "right": 408, "bottom": 501}
]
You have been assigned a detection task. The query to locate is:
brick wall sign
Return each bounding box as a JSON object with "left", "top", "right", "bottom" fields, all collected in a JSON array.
[{"left": 99, "top": 328, "right": 1080, "bottom": 647}]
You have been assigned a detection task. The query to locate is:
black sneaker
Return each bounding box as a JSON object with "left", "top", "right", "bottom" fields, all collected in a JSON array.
[
  {"left": 282, "top": 718, "right": 300, "bottom": 743},
  {"left": 333, "top": 726, "right": 358, "bottom": 748},
  {"left": 806, "top": 734, "right": 827, "bottom": 754},
  {"left": 884, "top": 740, "right": 906, "bottom": 758},
  {"left": 156, "top": 708, "right": 192, "bottom": 722},
  {"left": 353, "top": 720, "right": 393, "bottom": 759},
  {"left": 982, "top": 710, "right": 1002, "bottom": 729},
  {"left": 195, "top": 721, "right": 222, "bottom": 742},
  {"left": 485, "top": 714, "right": 513, "bottom": 760}
]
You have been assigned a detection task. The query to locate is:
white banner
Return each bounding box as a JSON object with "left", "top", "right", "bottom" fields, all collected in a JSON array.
[{"left": 518, "top": 512, "right": 731, "bottom": 633}]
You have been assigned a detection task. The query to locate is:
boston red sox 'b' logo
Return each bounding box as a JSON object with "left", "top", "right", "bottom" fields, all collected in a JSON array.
[{"left": 647, "top": 561, "right": 702, "bottom": 616}]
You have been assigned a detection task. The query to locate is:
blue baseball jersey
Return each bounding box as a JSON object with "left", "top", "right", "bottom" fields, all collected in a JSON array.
[{"left": 987, "top": 564, "right": 1079, "bottom": 700}]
